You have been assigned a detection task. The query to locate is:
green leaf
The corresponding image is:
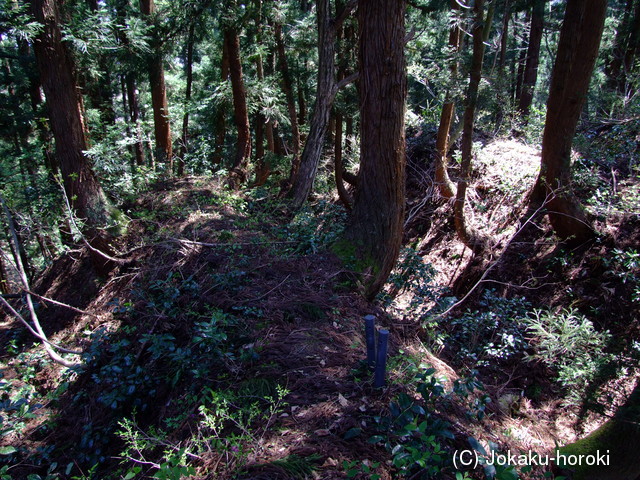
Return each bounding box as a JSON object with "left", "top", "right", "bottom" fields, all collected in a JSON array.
[
  {"left": 0, "top": 446, "right": 16, "bottom": 456},
  {"left": 368, "top": 435, "right": 385, "bottom": 444},
  {"left": 467, "top": 436, "right": 487, "bottom": 456},
  {"left": 343, "top": 428, "right": 362, "bottom": 440}
]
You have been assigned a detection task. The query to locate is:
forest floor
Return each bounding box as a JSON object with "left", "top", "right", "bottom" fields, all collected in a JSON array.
[{"left": 1, "top": 133, "right": 639, "bottom": 479}]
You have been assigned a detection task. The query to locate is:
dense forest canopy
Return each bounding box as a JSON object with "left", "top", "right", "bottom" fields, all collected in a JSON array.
[{"left": 0, "top": 0, "right": 639, "bottom": 478}]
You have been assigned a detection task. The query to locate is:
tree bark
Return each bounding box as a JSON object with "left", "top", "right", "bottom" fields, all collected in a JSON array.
[
  {"left": 454, "top": 0, "right": 488, "bottom": 252},
  {"left": 517, "top": 0, "right": 545, "bottom": 119},
  {"left": 253, "top": 54, "right": 271, "bottom": 186},
  {"left": 622, "top": 0, "right": 640, "bottom": 91},
  {"left": 140, "top": 0, "right": 173, "bottom": 170},
  {"left": 30, "top": 0, "right": 115, "bottom": 233},
  {"left": 341, "top": 0, "right": 407, "bottom": 300},
  {"left": 213, "top": 38, "right": 230, "bottom": 167},
  {"left": 224, "top": 27, "right": 252, "bottom": 187},
  {"left": 30, "top": 0, "right": 120, "bottom": 273},
  {"left": 177, "top": 22, "right": 196, "bottom": 177},
  {"left": 514, "top": 10, "right": 528, "bottom": 105},
  {"left": 125, "top": 73, "right": 146, "bottom": 167},
  {"left": 494, "top": 0, "right": 510, "bottom": 130},
  {"left": 434, "top": 0, "right": 462, "bottom": 200},
  {"left": 288, "top": 0, "right": 342, "bottom": 209},
  {"left": 530, "top": 0, "right": 606, "bottom": 243},
  {"left": 604, "top": 0, "right": 640, "bottom": 90},
  {"left": 556, "top": 380, "right": 640, "bottom": 480},
  {"left": 334, "top": 108, "right": 352, "bottom": 209},
  {"left": 274, "top": 22, "right": 301, "bottom": 183},
  {"left": 115, "top": 0, "right": 145, "bottom": 167},
  {"left": 0, "top": 250, "right": 9, "bottom": 295}
]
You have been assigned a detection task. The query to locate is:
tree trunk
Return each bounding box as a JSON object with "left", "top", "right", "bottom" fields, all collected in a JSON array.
[
  {"left": 514, "top": 10, "right": 528, "bottom": 105},
  {"left": 140, "top": 0, "right": 173, "bottom": 170},
  {"left": 84, "top": 0, "right": 115, "bottom": 125},
  {"left": 253, "top": 54, "right": 271, "bottom": 186},
  {"left": 126, "top": 73, "right": 146, "bottom": 167},
  {"left": 224, "top": 27, "right": 252, "bottom": 187},
  {"left": 622, "top": 0, "right": 640, "bottom": 90},
  {"left": 340, "top": 0, "right": 407, "bottom": 300},
  {"left": 454, "top": 0, "right": 487, "bottom": 252},
  {"left": 115, "top": 0, "right": 145, "bottom": 167},
  {"left": 334, "top": 108, "right": 352, "bottom": 209},
  {"left": 288, "top": 0, "right": 337, "bottom": 208},
  {"left": 213, "top": 38, "right": 230, "bottom": 167},
  {"left": 0, "top": 250, "right": 10, "bottom": 295},
  {"left": 30, "top": 0, "right": 115, "bottom": 232},
  {"left": 494, "top": 0, "right": 510, "bottom": 130},
  {"left": 178, "top": 22, "right": 195, "bottom": 177},
  {"left": 434, "top": 0, "right": 462, "bottom": 200},
  {"left": 274, "top": 23, "right": 301, "bottom": 183},
  {"left": 556, "top": 380, "right": 640, "bottom": 480},
  {"left": 517, "top": 0, "right": 545, "bottom": 119},
  {"left": 530, "top": 0, "right": 606, "bottom": 243}
]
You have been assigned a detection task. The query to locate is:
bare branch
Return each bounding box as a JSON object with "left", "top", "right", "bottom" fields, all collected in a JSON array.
[
  {"left": 1, "top": 194, "right": 82, "bottom": 367},
  {"left": 0, "top": 296, "right": 83, "bottom": 356}
]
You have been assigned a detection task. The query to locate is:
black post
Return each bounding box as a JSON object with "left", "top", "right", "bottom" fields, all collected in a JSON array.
[
  {"left": 374, "top": 329, "right": 389, "bottom": 388},
  {"left": 364, "top": 314, "right": 376, "bottom": 370}
]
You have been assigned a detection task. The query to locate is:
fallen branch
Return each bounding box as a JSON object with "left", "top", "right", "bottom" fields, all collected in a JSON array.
[
  {"left": 437, "top": 199, "right": 548, "bottom": 318},
  {"left": 1, "top": 194, "right": 81, "bottom": 367},
  {"left": 0, "top": 296, "right": 83, "bottom": 355},
  {"left": 24, "top": 289, "right": 98, "bottom": 318}
]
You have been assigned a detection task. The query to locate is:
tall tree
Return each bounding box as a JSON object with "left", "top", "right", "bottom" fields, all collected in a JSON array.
[
  {"left": 529, "top": 0, "right": 607, "bottom": 242},
  {"left": 517, "top": 0, "right": 545, "bottom": 119},
  {"left": 115, "top": 0, "right": 145, "bottom": 168},
  {"left": 224, "top": 25, "right": 252, "bottom": 186},
  {"left": 140, "top": 0, "right": 173, "bottom": 170},
  {"left": 434, "top": 0, "right": 462, "bottom": 200},
  {"left": 454, "top": 0, "right": 489, "bottom": 252},
  {"left": 340, "top": 0, "right": 406, "bottom": 300},
  {"left": 287, "top": 0, "right": 356, "bottom": 209},
  {"left": 274, "top": 21, "right": 301, "bottom": 180},
  {"left": 606, "top": 0, "right": 640, "bottom": 94},
  {"left": 177, "top": 21, "right": 196, "bottom": 176},
  {"left": 30, "top": 0, "right": 118, "bottom": 257}
]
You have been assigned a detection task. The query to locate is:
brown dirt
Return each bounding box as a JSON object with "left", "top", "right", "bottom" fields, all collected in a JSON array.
[{"left": 2, "top": 132, "right": 638, "bottom": 480}]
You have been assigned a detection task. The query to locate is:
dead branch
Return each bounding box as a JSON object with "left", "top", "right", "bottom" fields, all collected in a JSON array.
[{"left": 1, "top": 194, "right": 81, "bottom": 367}]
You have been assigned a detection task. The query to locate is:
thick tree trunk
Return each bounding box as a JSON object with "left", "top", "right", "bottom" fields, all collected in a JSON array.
[
  {"left": 556, "top": 380, "right": 640, "bottom": 480},
  {"left": 454, "top": 0, "right": 487, "bottom": 252},
  {"left": 140, "top": 0, "right": 173, "bottom": 170},
  {"left": 31, "top": 0, "right": 120, "bottom": 274},
  {"left": 434, "top": 0, "right": 462, "bottom": 201},
  {"left": 341, "top": 0, "right": 406, "bottom": 300},
  {"left": 224, "top": 27, "right": 252, "bottom": 187},
  {"left": 30, "top": 0, "right": 114, "bottom": 233},
  {"left": 517, "top": 0, "right": 545, "bottom": 119},
  {"left": 530, "top": 0, "right": 606, "bottom": 243}
]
